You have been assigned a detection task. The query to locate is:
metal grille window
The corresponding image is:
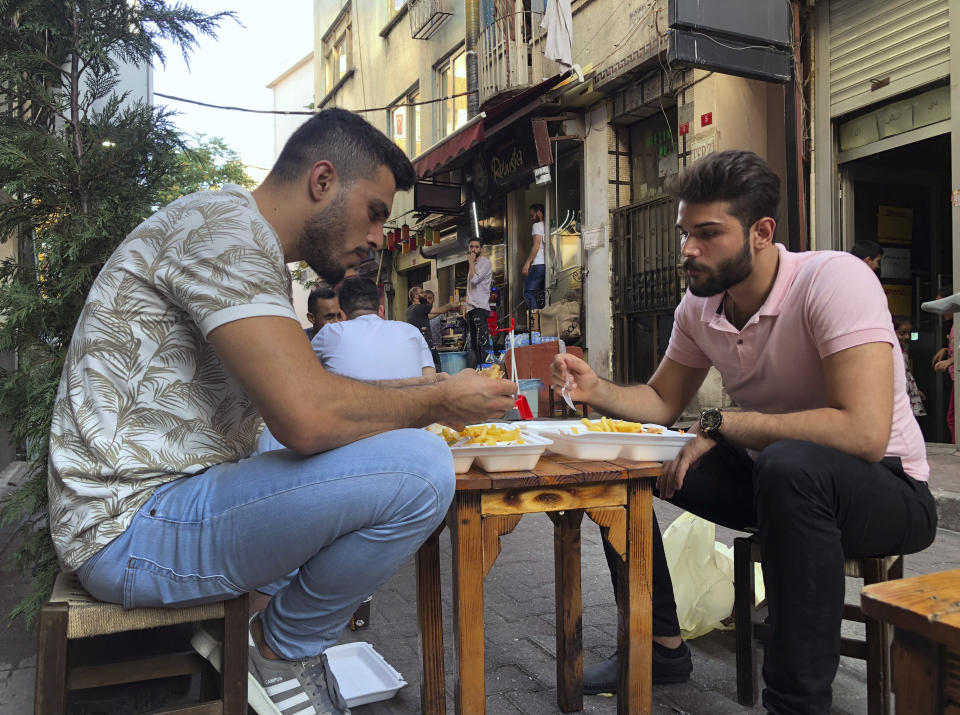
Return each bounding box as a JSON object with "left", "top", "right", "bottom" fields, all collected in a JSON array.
[{"left": 611, "top": 197, "right": 680, "bottom": 382}]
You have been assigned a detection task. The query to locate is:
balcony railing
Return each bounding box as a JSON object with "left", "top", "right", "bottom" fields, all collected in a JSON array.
[
  {"left": 408, "top": 0, "right": 453, "bottom": 40},
  {"left": 477, "top": 11, "right": 560, "bottom": 106}
]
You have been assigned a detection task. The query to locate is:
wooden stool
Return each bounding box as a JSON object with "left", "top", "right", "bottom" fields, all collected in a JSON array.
[
  {"left": 734, "top": 533, "right": 902, "bottom": 715},
  {"left": 35, "top": 571, "right": 248, "bottom": 714}
]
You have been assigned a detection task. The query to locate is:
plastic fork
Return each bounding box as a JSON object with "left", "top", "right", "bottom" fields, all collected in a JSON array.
[
  {"left": 509, "top": 329, "right": 534, "bottom": 420},
  {"left": 556, "top": 316, "right": 576, "bottom": 412}
]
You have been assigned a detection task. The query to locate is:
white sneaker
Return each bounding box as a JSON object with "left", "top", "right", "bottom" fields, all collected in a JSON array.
[{"left": 192, "top": 614, "right": 350, "bottom": 715}]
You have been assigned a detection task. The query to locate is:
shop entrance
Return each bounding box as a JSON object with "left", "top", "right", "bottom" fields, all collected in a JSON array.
[{"left": 839, "top": 133, "right": 952, "bottom": 441}]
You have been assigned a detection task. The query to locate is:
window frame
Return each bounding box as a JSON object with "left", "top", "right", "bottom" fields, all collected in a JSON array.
[
  {"left": 434, "top": 45, "right": 468, "bottom": 140},
  {"left": 389, "top": 84, "right": 422, "bottom": 159},
  {"left": 322, "top": 9, "right": 352, "bottom": 94}
]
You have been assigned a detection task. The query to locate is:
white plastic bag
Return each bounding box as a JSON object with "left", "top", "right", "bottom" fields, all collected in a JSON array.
[{"left": 661, "top": 512, "right": 765, "bottom": 639}]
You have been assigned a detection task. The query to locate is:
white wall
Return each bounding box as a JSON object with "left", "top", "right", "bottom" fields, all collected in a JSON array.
[{"left": 272, "top": 59, "right": 315, "bottom": 158}]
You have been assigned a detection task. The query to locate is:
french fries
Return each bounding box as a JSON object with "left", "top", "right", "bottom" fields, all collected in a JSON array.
[
  {"left": 579, "top": 417, "right": 665, "bottom": 434},
  {"left": 425, "top": 423, "right": 525, "bottom": 446}
]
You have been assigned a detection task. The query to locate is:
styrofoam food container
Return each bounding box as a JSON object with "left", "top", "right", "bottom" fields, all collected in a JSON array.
[
  {"left": 541, "top": 425, "right": 695, "bottom": 462},
  {"left": 323, "top": 641, "right": 407, "bottom": 707},
  {"left": 450, "top": 423, "right": 553, "bottom": 473},
  {"left": 517, "top": 419, "right": 585, "bottom": 434}
]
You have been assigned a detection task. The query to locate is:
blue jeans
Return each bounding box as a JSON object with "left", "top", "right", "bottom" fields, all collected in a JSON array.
[
  {"left": 77, "top": 429, "right": 455, "bottom": 660},
  {"left": 523, "top": 263, "right": 545, "bottom": 310}
]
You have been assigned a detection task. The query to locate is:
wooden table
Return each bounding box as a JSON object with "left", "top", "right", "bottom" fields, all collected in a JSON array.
[
  {"left": 860, "top": 568, "right": 960, "bottom": 714},
  {"left": 415, "top": 455, "right": 661, "bottom": 714}
]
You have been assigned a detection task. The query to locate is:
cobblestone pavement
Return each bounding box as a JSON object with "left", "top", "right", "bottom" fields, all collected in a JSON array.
[{"left": 3, "top": 458, "right": 960, "bottom": 714}]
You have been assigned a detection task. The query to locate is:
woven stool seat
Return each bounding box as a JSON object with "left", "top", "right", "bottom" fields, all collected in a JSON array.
[
  {"left": 51, "top": 571, "right": 227, "bottom": 639},
  {"left": 36, "top": 571, "right": 248, "bottom": 714}
]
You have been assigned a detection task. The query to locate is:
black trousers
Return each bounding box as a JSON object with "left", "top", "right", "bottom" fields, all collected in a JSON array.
[
  {"left": 602, "top": 439, "right": 937, "bottom": 715},
  {"left": 466, "top": 307, "right": 489, "bottom": 368}
]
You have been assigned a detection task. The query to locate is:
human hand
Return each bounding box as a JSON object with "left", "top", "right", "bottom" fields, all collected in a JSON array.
[
  {"left": 658, "top": 427, "right": 717, "bottom": 499},
  {"left": 551, "top": 353, "right": 599, "bottom": 403},
  {"left": 522, "top": 262, "right": 530, "bottom": 277},
  {"left": 438, "top": 370, "right": 518, "bottom": 428},
  {"left": 932, "top": 347, "right": 949, "bottom": 367},
  {"left": 935, "top": 358, "right": 954, "bottom": 373},
  {"left": 467, "top": 252, "right": 476, "bottom": 266}
]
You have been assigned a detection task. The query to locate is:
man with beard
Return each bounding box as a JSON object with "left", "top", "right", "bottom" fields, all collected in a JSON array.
[
  {"left": 305, "top": 283, "right": 343, "bottom": 339},
  {"left": 48, "top": 108, "right": 517, "bottom": 715},
  {"left": 551, "top": 150, "right": 935, "bottom": 714},
  {"left": 406, "top": 285, "right": 458, "bottom": 372}
]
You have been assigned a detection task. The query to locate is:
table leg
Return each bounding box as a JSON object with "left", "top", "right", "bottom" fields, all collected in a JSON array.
[
  {"left": 618, "top": 479, "right": 653, "bottom": 715},
  {"left": 416, "top": 525, "right": 446, "bottom": 715},
  {"left": 550, "top": 509, "right": 584, "bottom": 712},
  {"left": 891, "top": 628, "right": 940, "bottom": 714},
  {"left": 450, "top": 492, "right": 486, "bottom": 714}
]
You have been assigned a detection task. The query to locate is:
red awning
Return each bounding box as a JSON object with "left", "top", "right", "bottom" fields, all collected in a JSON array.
[{"left": 412, "top": 113, "right": 485, "bottom": 179}]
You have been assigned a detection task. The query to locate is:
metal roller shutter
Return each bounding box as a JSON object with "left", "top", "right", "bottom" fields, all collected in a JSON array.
[{"left": 828, "top": 0, "right": 948, "bottom": 117}]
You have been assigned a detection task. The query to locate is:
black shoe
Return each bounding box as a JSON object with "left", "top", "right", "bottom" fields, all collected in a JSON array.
[{"left": 582, "top": 642, "right": 693, "bottom": 695}]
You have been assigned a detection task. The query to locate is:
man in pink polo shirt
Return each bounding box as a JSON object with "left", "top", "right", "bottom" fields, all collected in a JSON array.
[{"left": 553, "top": 150, "right": 936, "bottom": 714}]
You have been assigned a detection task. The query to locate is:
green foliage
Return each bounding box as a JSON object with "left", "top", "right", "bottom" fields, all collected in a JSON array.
[
  {"left": 0, "top": 0, "right": 234, "bottom": 625},
  {"left": 156, "top": 134, "right": 255, "bottom": 206}
]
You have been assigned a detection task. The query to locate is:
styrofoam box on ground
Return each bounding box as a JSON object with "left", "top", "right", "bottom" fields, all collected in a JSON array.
[
  {"left": 450, "top": 424, "right": 553, "bottom": 473},
  {"left": 540, "top": 425, "right": 695, "bottom": 462},
  {"left": 324, "top": 641, "right": 407, "bottom": 708}
]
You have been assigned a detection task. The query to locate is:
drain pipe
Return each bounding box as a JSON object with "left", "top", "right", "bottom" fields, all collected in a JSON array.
[{"left": 465, "top": 0, "right": 480, "bottom": 118}]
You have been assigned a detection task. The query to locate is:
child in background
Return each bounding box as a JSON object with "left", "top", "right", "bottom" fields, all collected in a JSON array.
[{"left": 894, "top": 315, "right": 926, "bottom": 417}]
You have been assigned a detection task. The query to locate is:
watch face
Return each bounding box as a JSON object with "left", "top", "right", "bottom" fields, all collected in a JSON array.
[{"left": 701, "top": 409, "right": 722, "bottom": 432}]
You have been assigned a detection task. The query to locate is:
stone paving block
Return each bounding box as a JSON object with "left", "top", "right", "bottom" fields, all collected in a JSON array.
[{"left": 0, "top": 667, "right": 34, "bottom": 715}]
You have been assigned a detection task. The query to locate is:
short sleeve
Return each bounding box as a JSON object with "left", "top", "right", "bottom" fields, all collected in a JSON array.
[
  {"left": 153, "top": 203, "right": 297, "bottom": 337},
  {"left": 663, "top": 296, "right": 712, "bottom": 368},
  {"left": 805, "top": 255, "right": 896, "bottom": 358},
  {"left": 415, "top": 331, "right": 434, "bottom": 369}
]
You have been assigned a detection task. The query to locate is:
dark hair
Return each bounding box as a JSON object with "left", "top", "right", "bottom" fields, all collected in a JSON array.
[
  {"left": 268, "top": 108, "right": 417, "bottom": 191},
  {"left": 666, "top": 150, "right": 781, "bottom": 233},
  {"left": 892, "top": 314, "right": 911, "bottom": 331},
  {"left": 468, "top": 237, "right": 482, "bottom": 246},
  {"left": 530, "top": 203, "right": 545, "bottom": 215},
  {"left": 337, "top": 277, "right": 380, "bottom": 316},
  {"left": 850, "top": 240, "right": 884, "bottom": 260},
  {"left": 423, "top": 289, "right": 435, "bottom": 298},
  {"left": 308, "top": 284, "right": 336, "bottom": 314}
]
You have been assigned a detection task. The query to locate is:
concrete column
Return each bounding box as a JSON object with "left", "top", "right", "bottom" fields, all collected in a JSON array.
[
  {"left": 951, "top": 0, "right": 960, "bottom": 448},
  {"left": 583, "top": 105, "right": 612, "bottom": 379}
]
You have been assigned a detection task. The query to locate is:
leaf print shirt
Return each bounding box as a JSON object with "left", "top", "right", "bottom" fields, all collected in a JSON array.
[{"left": 47, "top": 185, "right": 297, "bottom": 572}]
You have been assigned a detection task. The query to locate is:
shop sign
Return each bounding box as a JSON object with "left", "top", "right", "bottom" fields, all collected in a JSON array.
[{"left": 480, "top": 128, "right": 541, "bottom": 192}]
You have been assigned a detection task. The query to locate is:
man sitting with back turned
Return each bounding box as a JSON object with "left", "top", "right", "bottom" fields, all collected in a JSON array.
[
  {"left": 48, "top": 108, "right": 517, "bottom": 715},
  {"left": 313, "top": 276, "right": 436, "bottom": 380},
  {"left": 552, "top": 150, "right": 936, "bottom": 715}
]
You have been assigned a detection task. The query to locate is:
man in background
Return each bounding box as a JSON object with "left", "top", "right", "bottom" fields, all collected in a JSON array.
[
  {"left": 850, "top": 240, "right": 884, "bottom": 276},
  {"left": 315, "top": 277, "right": 435, "bottom": 379},
  {"left": 522, "top": 203, "right": 547, "bottom": 312},
  {"left": 463, "top": 238, "right": 493, "bottom": 367},
  {"left": 305, "top": 283, "right": 342, "bottom": 339},
  {"left": 406, "top": 285, "right": 457, "bottom": 372}
]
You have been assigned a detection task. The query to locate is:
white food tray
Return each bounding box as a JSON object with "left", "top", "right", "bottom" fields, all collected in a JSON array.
[
  {"left": 540, "top": 425, "right": 694, "bottom": 462},
  {"left": 324, "top": 641, "right": 407, "bottom": 708},
  {"left": 450, "top": 423, "right": 553, "bottom": 473}
]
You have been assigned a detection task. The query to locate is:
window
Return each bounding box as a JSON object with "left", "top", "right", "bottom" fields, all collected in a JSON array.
[
  {"left": 437, "top": 49, "right": 468, "bottom": 138},
  {"left": 388, "top": 0, "right": 407, "bottom": 18},
  {"left": 323, "top": 11, "right": 351, "bottom": 91},
  {"left": 390, "top": 88, "right": 422, "bottom": 158}
]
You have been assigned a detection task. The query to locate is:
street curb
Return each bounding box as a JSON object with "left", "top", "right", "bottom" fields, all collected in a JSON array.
[{"left": 933, "top": 488, "right": 960, "bottom": 533}]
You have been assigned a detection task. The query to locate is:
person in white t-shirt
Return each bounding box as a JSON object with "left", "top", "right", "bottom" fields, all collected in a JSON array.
[
  {"left": 313, "top": 277, "right": 435, "bottom": 380},
  {"left": 522, "top": 203, "right": 546, "bottom": 311}
]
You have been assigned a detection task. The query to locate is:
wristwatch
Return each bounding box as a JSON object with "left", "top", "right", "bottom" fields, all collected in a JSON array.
[{"left": 699, "top": 408, "right": 724, "bottom": 441}]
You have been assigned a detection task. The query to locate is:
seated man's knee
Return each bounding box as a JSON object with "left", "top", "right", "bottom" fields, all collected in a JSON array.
[{"left": 393, "top": 429, "right": 456, "bottom": 514}]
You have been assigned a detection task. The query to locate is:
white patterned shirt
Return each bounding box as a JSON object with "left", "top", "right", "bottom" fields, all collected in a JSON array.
[{"left": 48, "top": 185, "right": 297, "bottom": 572}]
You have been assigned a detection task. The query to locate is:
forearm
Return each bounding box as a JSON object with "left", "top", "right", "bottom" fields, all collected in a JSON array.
[
  {"left": 364, "top": 374, "right": 444, "bottom": 387},
  {"left": 271, "top": 371, "right": 447, "bottom": 454},
  {"left": 721, "top": 408, "right": 887, "bottom": 463},
  {"left": 589, "top": 379, "right": 680, "bottom": 426}
]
